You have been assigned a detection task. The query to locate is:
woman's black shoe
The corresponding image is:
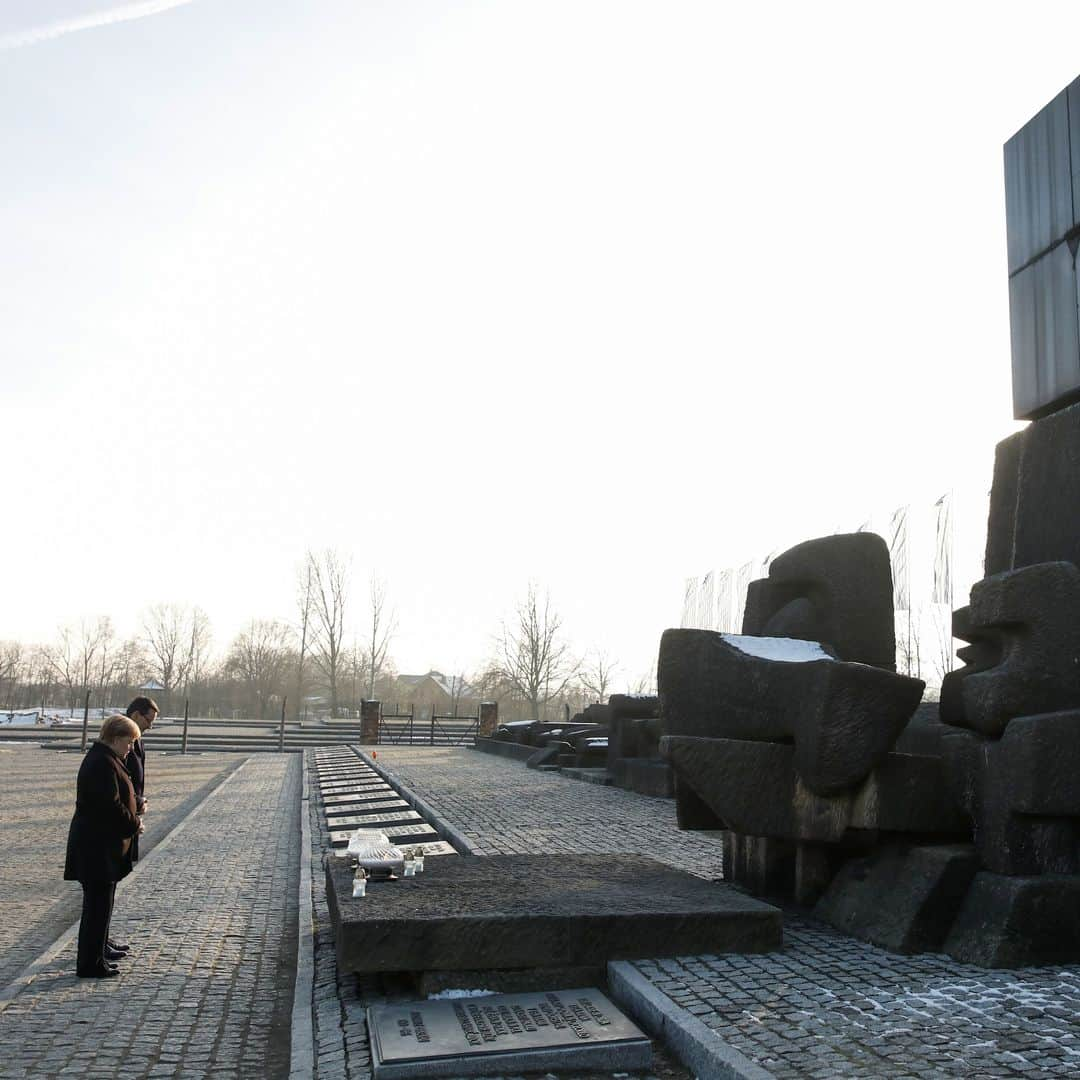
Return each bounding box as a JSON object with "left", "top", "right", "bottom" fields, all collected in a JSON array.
[
  {"left": 104, "top": 945, "right": 127, "bottom": 961},
  {"left": 76, "top": 962, "right": 120, "bottom": 978},
  {"left": 106, "top": 938, "right": 130, "bottom": 954}
]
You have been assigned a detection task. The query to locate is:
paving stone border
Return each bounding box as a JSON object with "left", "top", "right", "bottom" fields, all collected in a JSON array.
[{"left": 291, "top": 752, "right": 317, "bottom": 1079}]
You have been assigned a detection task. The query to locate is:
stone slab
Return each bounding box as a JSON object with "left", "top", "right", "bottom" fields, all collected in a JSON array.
[
  {"left": 814, "top": 845, "right": 979, "bottom": 953},
  {"left": 944, "top": 871, "right": 1080, "bottom": 967},
  {"left": 325, "top": 799, "right": 410, "bottom": 818},
  {"left": 322, "top": 788, "right": 398, "bottom": 806},
  {"left": 368, "top": 988, "right": 650, "bottom": 1079},
  {"left": 325, "top": 791, "right": 398, "bottom": 806},
  {"left": 320, "top": 781, "right": 391, "bottom": 794},
  {"left": 327, "top": 810, "right": 422, "bottom": 829},
  {"left": 471, "top": 738, "right": 536, "bottom": 763},
  {"left": 327, "top": 854, "right": 782, "bottom": 974},
  {"left": 611, "top": 758, "right": 674, "bottom": 798},
  {"left": 317, "top": 766, "right": 376, "bottom": 777},
  {"left": 330, "top": 823, "right": 438, "bottom": 847}
]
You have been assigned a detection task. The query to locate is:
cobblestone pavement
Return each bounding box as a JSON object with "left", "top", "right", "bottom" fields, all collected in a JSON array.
[
  {"left": 368, "top": 747, "right": 1080, "bottom": 1079},
  {"left": 307, "top": 746, "right": 692, "bottom": 1080},
  {"left": 0, "top": 752, "right": 300, "bottom": 1080},
  {"left": 0, "top": 742, "right": 240, "bottom": 987}
]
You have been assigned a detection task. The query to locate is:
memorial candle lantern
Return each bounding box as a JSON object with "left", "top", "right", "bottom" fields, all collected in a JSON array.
[{"left": 352, "top": 866, "right": 368, "bottom": 898}]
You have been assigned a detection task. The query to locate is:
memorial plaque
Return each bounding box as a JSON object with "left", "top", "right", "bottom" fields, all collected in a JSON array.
[
  {"left": 330, "top": 823, "right": 438, "bottom": 847},
  {"left": 325, "top": 796, "right": 405, "bottom": 816},
  {"left": 412, "top": 841, "right": 457, "bottom": 857},
  {"left": 368, "top": 988, "right": 650, "bottom": 1079},
  {"left": 320, "top": 780, "right": 388, "bottom": 792},
  {"left": 321, "top": 790, "right": 403, "bottom": 807},
  {"left": 327, "top": 810, "right": 422, "bottom": 829},
  {"left": 317, "top": 790, "right": 390, "bottom": 799},
  {"left": 326, "top": 800, "right": 409, "bottom": 817},
  {"left": 318, "top": 771, "right": 379, "bottom": 783}
]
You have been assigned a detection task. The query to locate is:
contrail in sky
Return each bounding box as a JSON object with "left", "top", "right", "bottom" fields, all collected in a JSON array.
[{"left": 0, "top": 0, "right": 198, "bottom": 51}]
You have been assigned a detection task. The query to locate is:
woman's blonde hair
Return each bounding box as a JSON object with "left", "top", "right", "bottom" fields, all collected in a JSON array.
[{"left": 99, "top": 713, "right": 141, "bottom": 742}]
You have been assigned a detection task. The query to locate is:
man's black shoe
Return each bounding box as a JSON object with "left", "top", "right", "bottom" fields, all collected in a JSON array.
[
  {"left": 106, "top": 938, "right": 130, "bottom": 954},
  {"left": 76, "top": 962, "right": 120, "bottom": 979},
  {"left": 104, "top": 945, "right": 127, "bottom": 962}
]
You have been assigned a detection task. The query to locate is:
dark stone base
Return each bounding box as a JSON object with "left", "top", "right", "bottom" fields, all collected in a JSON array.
[
  {"left": 674, "top": 775, "right": 724, "bottom": 830},
  {"left": 471, "top": 738, "right": 535, "bottom": 763},
  {"left": 526, "top": 745, "right": 562, "bottom": 769},
  {"left": 611, "top": 758, "right": 674, "bottom": 798},
  {"left": 944, "top": 872, "right": 1080, "bottom": 967},
  {"left": 327, "top": 854, "right": 782, "bottom": 974},
  {"left": 558, "top": 767, "right": 611, "bottom": 785},
  {"left": 814, "top": 844, "right": 979, "bottom": 953}
]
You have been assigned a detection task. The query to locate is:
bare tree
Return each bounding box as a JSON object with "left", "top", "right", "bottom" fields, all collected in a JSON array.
[
  {"left": 295, "top": 558, "right": 315, "bottom": 722},
  {"left": 364, "top": 575, "right": 396, "bottom": 700},
  {"left": 929, "top": 604, "right": 955, "bottom": 689},
  {"left": 499, "top": 585, "right": 577, "bottom": 721},
  {"left": 48, "top": 620, "right": 110, "bottom": 710},
  {"left": 896, "top": 606, "right": 923, "bottom": 680},
  {"left": 580, "top": 650, "right": 618, "bottom": 703},
  {"left": 143, "top": 604, "right": 212, "bottom": 697},
  {"left": 0, "top": 641, "right": 24, "bottom": 708},
  {"left": 143, "top": 603, "right": 184, "bottom": 691},
  {"left": 178, "top": 607, "right": 212, "bottom": 693},
  {"left": 447, "top": 672, "right": 469, "bottom": 717},
  {"left": 112, "top": 637, "right": 146, "bottom": 700},
  {"left": 308, "top": 549, "right": 349, "bottom": 717},
  {"left": 226, "top": 619, "right": 293, "bottom": 719}
]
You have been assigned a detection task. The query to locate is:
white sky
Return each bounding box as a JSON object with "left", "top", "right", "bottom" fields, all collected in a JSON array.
[{"left": 3, "top": 1, "right": 1078, "bottom": 687}]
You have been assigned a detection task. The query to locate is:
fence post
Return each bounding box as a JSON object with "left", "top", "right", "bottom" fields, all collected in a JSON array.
[
  {"left": 80, "top": 690, "right": 91, "bottom": 752},
  {"left": 360, "top": 699, "right": 381, "bottom": 745},
  {"left": 278, "top": 696, "right": 287, "bottom": 751},
  {"left": 429, "top": 707, "right": 435, "bottom": 746},
  {"left": 181, "top": 698, "right": 190, "bottom": 754},
  {"left": 478, "top": 701, "right": 498, "bottom": 738}
]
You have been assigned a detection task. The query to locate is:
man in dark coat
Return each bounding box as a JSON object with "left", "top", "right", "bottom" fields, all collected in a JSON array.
[
  {"left": 64, "top": 714, "right": 143, "bottom": 978},
  {"left": 123, "top": 696, "right": 159, "bottom": 854}
]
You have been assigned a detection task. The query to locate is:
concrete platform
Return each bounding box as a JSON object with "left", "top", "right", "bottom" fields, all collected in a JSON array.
[{"left": 327, "top": 853, "right": 781, "bottom": 974}]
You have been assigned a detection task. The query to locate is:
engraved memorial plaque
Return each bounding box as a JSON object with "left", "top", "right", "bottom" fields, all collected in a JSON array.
[
  {"left": 323, "top": 788, "right": 397, "bottom": 804},
  {"left": 411, "top": 841, "right": 457, "bottom": 857},
  {"left": 368, "top": 988, "right": 650, "bottom": 1079},
  {"left": 320, "top": 782, "right": 390, "bottom": 795},
  {"left": 327, "top": 810, "right": 421, "bottom": 829},
  {"left": 331, "top": 822, "right": 439, "bottom": 846},
  {"left": 324, "top": 791, "right": 397, "bottom": 806}
]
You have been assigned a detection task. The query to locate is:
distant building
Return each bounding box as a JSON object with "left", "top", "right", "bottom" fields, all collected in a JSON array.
[{"left": 394, "top": 671, "right": 478, "bottom": 720}]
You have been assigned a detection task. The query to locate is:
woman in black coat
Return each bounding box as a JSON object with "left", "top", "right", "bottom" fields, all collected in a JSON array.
[{"left": 64, "top": 713, "right": 144, "bottom": 978}]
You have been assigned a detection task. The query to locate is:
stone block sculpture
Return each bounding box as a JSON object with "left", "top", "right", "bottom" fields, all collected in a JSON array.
[
  {"left": 605, "top": 694, "right": 670, "bottom": 797},
  {"left": 658, "top": 533, "right": 940, "bottom": 908},
  {"left": 741, "top": 532, "right": 896, "bottom": 669},
  {"left": 658, "top": 74, "right": 1080, "bottom": 966}
]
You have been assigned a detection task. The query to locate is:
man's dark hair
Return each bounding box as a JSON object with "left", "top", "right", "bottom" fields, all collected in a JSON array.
[{"left": 126, "top": 696, "right": 160, "bottom": 719}]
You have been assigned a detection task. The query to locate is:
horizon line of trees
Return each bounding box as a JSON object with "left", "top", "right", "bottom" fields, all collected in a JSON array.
[{"left": 0, "top": 554, "right": 654, "bottom": 724}]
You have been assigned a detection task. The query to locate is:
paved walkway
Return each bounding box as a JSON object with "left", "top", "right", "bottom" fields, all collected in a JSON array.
[
  {"left": 0, "top": 743, "right": 240, "bottom": 988},
  {"left": 368, "top": 746, "right": 1080, "bottom": 1079},
  {"left": 0, "top": 751, "right": 300, "bottom": 1080},
  {"left": 4, "top": 740, "right": 1080, "bottom": 1078}
]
